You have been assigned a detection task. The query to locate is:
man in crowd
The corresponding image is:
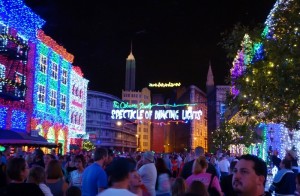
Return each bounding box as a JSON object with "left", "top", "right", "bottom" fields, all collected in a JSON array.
[
  {"left": 98, "top": 158, "right": 136, "bottom": 196},
  {"left": 138, "top": 151, "right": 157, "bottom": 196},
  {"left": 218, "top": 154, "right": 230, "bottom": 181},
  {"left": 232, "top": 154, "right": 271, "bottom": 196},
  {"left": 82, "top": 147, "right": 108, "bottom": 196},
  {"left": 180, "top": 146, "right": 217, "bottom": 179}
]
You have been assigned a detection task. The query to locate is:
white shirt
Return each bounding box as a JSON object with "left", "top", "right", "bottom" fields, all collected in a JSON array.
[
  {"left": 138, "top": 163, "right": 157, "bottom": 196},
  {"left": 218, "top": 158, "right": 230, "bottom": 173},
  {"left": 97, "top": 188, "right": 137, "bottom": 196}
]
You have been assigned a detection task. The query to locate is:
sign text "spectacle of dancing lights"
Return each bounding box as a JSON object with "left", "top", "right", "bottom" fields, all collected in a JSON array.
[
  {"left": 111, "top": 101, "right": 202, "bottom": 121},
  {"left": 148, "top": 82, "right": 181, "bottom": 88}
]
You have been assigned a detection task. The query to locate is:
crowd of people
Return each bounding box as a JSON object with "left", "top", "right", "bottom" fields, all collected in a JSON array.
[{"left": 0, "top": 145, "right": 300, "bottom": 196}]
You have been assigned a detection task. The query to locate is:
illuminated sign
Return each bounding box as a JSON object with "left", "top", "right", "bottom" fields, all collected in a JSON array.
[
  {"left": 111, "top": 101, "right": 202, "bottom": 121},
  {"left": 149, "top": 82, "right": 181, "bottom": 88}
]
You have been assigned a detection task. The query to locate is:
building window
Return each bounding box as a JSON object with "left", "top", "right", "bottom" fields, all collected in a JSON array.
[
  {"left": 37, "top": 85, "right": 46, "bottom": 103},
  {"left": 143, "top": 135, "right": 148, "bottom": 139},
  {"left": 51, "top": 62, "right": 58, "bottom": 80},
  {"left": 143, "top": 128, "right": 148, "bottom": 133},
  {"left": 143, "top": 142, "right": 148, "bottom": 146},
  {"left": 50, "top": 90, "right": 57, "bottom": 107},
  {"left": 61, "top": 94, "right": 66, "bottom": 110},
  {"left": 62, "top": 69, "right": 67, "bottom": 84},
  {"left": 39, "top": 55, "right": 47, "bottom": 73}
]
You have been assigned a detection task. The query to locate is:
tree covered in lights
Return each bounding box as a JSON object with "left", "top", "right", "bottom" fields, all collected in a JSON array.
[
  {"left": 82, "top": 140, "right": 95, "bottom": 151},
  {"left": 221, "top": 0, "right": 300, "bottom": 130}
]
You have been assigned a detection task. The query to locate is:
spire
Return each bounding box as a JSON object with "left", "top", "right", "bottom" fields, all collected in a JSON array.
[
  {"left": 206, "top": 61, "right": 214, "bottom": 86},
  {"left": 127, "top": 41, "right": 135, "bottom": 60},
  {"left": 206, "top": 61, "right": 215, "bottom": 95}
]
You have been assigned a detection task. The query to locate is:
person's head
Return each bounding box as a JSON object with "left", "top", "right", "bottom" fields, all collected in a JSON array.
[
  {"left": 129, "top": 169, "right": 142, "bottom": 188},
  {"left": 93, "top": 147, "right": 108, "bottom": 162},
  {"left": 74, "top": 154, "right": 85, "bottom": 169},
  {"left": 44, "top": 154, "right": 55, "bottom": 167},
  {"left": 192, "top": 156, "right": 207, "bottom": 174},
  {"left": 6, "top": 157, "right": 29, "bottom": 182},
  {"left": 32, "top": 149, "right": 44, "bottom": 161},
  {"left": 46, "top": 159, "right": 63, "bottom": 179},
  {"left": 232, "top": 154, "right": 267, "bottom": 196},
  {"left": 110, "top": 158, "right": 133, "bottom": 184},
  {"left": 27, "top": 165, "right": 46, "bottom": 184},
  {"left": 280, "top": 158, "right": 292, "bottom": 170},
  {"left": 172, "top": 177, "right": 186, "bottom": 196},
  {"left": 156, "top": 157, "right": 168, "bottom": 173},
  {"left": 106, "top": 149, "right": 114, "bottom": 165},
  {"left": 187, "top": 180, "right": 209, "bottom": 196},
  {"left": 142, "top": 151, "right": 154, "bottom": 163},
  {"left": 209, "top": 156, "right": 216, "bottom": 164},
  {"left": 66, "top": 186, "right": 81, "bottom": 196},
  {"left": 194, "top": 146, "right": 204, "bottom": 157}
]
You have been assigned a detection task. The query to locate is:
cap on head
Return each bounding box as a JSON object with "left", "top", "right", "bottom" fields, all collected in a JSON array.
[{"left": 143, "top": 151, "right": 154, "bottom": 162}]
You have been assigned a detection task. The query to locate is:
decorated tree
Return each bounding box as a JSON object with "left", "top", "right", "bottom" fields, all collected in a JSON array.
[{"left": 221, "top": 0, "right": 300, "bottom": 131}]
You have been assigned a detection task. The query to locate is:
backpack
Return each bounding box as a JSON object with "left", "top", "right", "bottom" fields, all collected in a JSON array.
[{"left": 208, "top": 174, "right": 220, "bottom": 196}]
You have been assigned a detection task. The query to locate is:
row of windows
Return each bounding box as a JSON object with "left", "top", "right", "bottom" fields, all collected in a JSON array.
[
  {"left": 39, "top": 55, "right": 68, "bottom": 84},
  {"left": 123, "top": 93, "right": 149, "bottom": 100},
  {"left": 37, "top": 84, "right": 66, "bottom": 110},
  {"left": 72, "top": 85, "right": 84, "bottom": 98}
]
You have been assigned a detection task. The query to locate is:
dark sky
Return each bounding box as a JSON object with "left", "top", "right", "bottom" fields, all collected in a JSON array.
[{"left": 25, "top": 0, "right": 276, "bottom": 97}]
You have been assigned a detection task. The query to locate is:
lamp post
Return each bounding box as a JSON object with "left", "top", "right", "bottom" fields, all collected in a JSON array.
[{"left": 135, "top": 134, "right": 139, "bottom": 151}]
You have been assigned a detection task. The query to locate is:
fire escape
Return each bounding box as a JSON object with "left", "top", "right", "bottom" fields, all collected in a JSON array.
[{"left": 0, "top": 28, "right": 29, "bottom": 101}]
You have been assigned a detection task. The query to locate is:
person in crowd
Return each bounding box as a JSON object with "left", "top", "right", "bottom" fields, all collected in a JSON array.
[
  {"left": 69, "top": 154, "right": 85, "bottom": 191},
  {"left": 163, "top": 154, "right": 172, "bottom": 172},
  {"left": 220, "top": 159, "right": 238, "bottom": 196},
  {"left": 128, "top": 166, "right": 144, "bottom": 196},
  {"left": 218, "top": 154, "right": 230, "bottom": 181},
  {"left": 271, "top": 149, "right": 281, "bottom": 170},
  {"left": 66, "top": 186, "right": 82, "bottom": 196},
  {"left": 186, "top": 180, "right": 209, "bottom": 196},
  {"left": 51, "top": 149, "right": 58, "bottom": 160},
  {"left": 30, "top": 149, "right": 45, "bottom": 168},
  {"left": 232, "top": 154, "right": 271, "bottom": 196},
  {"left": 210, "top": 156, "right": 221, "bottom": 180},
  {"left": 180, "top": 146, "right": 217, "bottom": 179},
  {"left": 171, "top": 155, "right": 179, "bottom": 178},
  {"left": 268, "top": 159, "right": 296, "bottom": 195},
  {"left": 65, "top": 154, "right": 77, "bottom": 183},
  {"left": 185, "top": 156, "right": 222, "bottom": 196},
  {"left": 155, "top": 157, "right": 172, "bottom": 196},
  {"left": 295, "top": 173, "right": 300, "bottom": 195},
  {"left": 28, "top": 165, "right": 53, "bottom": 196},
  {"left": 171, "top": 177, "right": 186, "bottom": 196},
  {"left": 44, "top": 153, "right": 56, "bottom": 169},
  {"left": 285, "top": 149, "right": 298, "bottom": 174},
  {"left": 81, "top": 147, "right": 108, "bottom": 196},
  {"left": 46, "top": 159, "right": 68, "bottom": 196},
  {"left": 98, "top": 158, "right": 136, "bottom": 196},
  {"left": 103, "top": 149, "right": 115, "bottom": 170},
  {"left": 138, "top": 151, "right": 157, "bottom": 196},
  {"left": 1, "top": 157, "right": 44, "bottom": 196}
]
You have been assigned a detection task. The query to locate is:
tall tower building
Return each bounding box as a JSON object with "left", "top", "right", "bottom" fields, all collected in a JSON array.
[
  {"left": 206, "top": 62, "right": 214, "bottom": 96},
  {"left": 125, "top": 44, "right": 136, "bottom": 91}
]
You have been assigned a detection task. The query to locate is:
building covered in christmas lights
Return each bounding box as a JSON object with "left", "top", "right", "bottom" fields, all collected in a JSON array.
[{"left": 0, "top": 0, "right": 88, "bottom": 154}]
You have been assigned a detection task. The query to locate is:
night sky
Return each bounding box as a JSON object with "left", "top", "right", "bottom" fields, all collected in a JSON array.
[{"left": 25, "top": 0, "right": 276, "bottom": 97}]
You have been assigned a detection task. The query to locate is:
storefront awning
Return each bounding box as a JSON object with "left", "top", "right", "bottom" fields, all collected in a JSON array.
[{"left": 0, "top": 129, "right": 57, "bottom": 148}]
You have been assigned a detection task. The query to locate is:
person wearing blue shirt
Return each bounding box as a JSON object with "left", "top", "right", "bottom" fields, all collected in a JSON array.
[{"left": 81, "top": 147, "right": 108, "bottom": 196}]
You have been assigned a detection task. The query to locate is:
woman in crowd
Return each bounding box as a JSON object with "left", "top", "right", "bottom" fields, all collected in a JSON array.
[
  {"left": 28, "top": 165, "right": 53, "bottom": 196},
  {"left": 155, "top": 157, "right": 172, "bottom": 196},
  {"left": 2, "top": 157, "right": 44, "bottom": 196},
  {"left": 65, "top": 154, "right": 77, "bottom": 182},
  {"left": 186, "top": 180, "right": 209, "bottom": 196},
  {"left": 46, "top": 159, "right": 68, "bottom": 196},
  {"left": 171, "top": 177, "right": 186, "bottom": 196},
  {"left": 44, "top": 154, "right": 56, "bottom": 169},
  {"left": 185, "top": 156, "right": 222, "bottom": 196},
  {"left": 69, "top": 154, "right": 85, "bottom": 191}
]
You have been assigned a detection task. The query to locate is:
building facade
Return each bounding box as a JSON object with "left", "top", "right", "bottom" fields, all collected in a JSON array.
[
  {"left": 68, "top": 66, "right": 89, "bottom": 150},
  {"left": 86, "top": 90, "right": 137, "bottom": 151}
]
